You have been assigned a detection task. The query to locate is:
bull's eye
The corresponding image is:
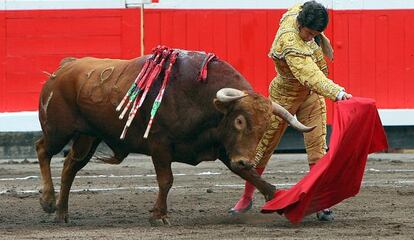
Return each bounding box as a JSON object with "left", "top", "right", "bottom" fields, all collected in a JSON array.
[{"left": 234, "top": 115, "right": 246, "bottom": 131}]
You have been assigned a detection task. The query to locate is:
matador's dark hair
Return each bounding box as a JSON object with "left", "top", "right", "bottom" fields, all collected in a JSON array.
[{"left": 297, "top": 1, "right": 329, "bottom": 32}]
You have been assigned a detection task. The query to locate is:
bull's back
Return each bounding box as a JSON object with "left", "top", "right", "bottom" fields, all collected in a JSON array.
[
  {"left": 39, "top": 56, "right": 143, "bottom": 137},
  {"left": 69, "top": 57, "right": 136, "bottom": 107}
]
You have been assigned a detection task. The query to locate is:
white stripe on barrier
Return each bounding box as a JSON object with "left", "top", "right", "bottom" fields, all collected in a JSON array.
[
  {"left": 334, "top": 0, "right": 414, "bottom": 10},
  {"left": 0, "top": 109, "right": 412, "bottom": 132},
  {"left": 2, "top": 0, "right": 414, "bottom": 10},
  {"left": 142, "top": 0, "right": 414, "bottom": 10},
  {"left": 378, "top": 109, "right": 414, "bottom": 126},
  {"left": 144, "top": 0, "right": 316, "bottom": 10},
  {"left": 4, "top": 0, "right": 126, "bottom": 10},
  {"left": 0, "top": 111, "right": 40, "bottom": 132}
]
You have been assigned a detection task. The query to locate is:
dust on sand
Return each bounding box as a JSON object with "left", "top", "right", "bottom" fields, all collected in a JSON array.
[{"left": 1, "top": 153, "right": 413, "bottom": 239}]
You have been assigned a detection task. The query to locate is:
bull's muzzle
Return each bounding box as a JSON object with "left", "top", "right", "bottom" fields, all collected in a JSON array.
[{"left": 231, "top": 159, "right": 254, "bottom": 171}]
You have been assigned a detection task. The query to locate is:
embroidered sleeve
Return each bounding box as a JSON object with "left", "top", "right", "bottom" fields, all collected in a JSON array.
[{"left": 285, "top": 53, "right": 344, "bottom": 101}]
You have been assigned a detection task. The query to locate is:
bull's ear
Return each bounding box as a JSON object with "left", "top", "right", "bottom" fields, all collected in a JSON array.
[{"left": 213, "top": 98, "right": 229, "bottom": 113}]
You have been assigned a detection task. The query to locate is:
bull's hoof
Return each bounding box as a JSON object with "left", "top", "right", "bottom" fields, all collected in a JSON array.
[
  {"left": 266, "top": 186, "right": 277, "bottom": 201},
  {"left": 39, "top": 197, "right": 56, "bottom": 213},
  {"left": 55, "top": 212, "right": 69, "bottom": 224},
  {"left": 316, "top": 209, "right": 334, "bottom": 221},
  {"left": 148, "top": 216, "right": 171, "bottom": 226}
]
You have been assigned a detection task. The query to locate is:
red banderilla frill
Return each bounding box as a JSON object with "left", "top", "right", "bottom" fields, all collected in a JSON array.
[
  {"left": 118, "top": 46, "right": 173, "bottom": 139},
  {"left": 143, "top": 50, "right": 179, "bottom": 138}
]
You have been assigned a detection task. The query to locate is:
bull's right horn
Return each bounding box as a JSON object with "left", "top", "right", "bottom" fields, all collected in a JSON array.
[
  {"left": 216, "top": 88, "right": 248, "bottom": 102},
  {"left": 272, "top": 102, "right": 316, "bottom": 132}
]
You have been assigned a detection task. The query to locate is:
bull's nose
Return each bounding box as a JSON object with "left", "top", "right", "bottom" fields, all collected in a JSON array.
[{"left": 231, "top": 159, "right": 254, "bottom": 170}]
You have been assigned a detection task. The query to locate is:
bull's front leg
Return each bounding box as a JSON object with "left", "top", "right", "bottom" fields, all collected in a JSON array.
[
  {"left": 225, "top": 164, "right": 276, "bottom": 202},
  {"left": 149, "top": 155, "right": 173, "bottom": 226}
]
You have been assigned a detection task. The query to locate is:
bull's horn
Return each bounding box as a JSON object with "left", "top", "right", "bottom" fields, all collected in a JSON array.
[
  {"left": 216, "top": 88, "right": 247, "bottom": 102},
  {"left": 272, "top": 102, "right": 316, "bottom": 132}
]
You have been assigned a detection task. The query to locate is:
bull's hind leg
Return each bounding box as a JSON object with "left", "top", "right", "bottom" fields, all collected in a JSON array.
[
  {"left": 36, "top": 137, "right": 57, "bottom": 213},
  {"left": 55, "top": 135, "right": 100, "bottom": 223}
]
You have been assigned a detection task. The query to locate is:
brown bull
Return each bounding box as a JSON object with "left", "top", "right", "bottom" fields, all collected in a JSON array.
[{"left": 36, "top": 49, "right": 313, "bottom": 224}]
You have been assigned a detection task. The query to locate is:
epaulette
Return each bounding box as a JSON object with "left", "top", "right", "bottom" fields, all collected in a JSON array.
[{"left": 270, "top": 31, "right": 319, "bottom": 59}]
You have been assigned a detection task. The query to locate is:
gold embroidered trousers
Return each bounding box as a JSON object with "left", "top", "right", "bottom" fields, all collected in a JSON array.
[{"left": 255, "top": 76, "right": 327, "bottom": 167}]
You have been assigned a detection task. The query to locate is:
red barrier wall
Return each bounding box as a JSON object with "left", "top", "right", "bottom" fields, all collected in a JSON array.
[
  {"left": 0, "top": 11, "right": 5, "bottom": 112},
  {"left": 333, "top": 10, "right": 414, "bottom": 109},
  {"left": 1, "top": 7, "right": 413, "bottom": 125},
  {"left": 0, "top": 9, "right": 141, "bottom": 112}
]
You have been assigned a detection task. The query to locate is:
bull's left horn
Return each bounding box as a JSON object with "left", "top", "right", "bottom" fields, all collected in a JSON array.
[
  {"left": 272, "top": 102, "right": 316, "bottom": 132},
  {"left": 216, "top": 88, "right": 247, "bottom": 102}
]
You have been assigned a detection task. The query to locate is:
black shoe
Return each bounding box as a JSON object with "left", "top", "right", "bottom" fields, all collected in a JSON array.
[{"left": 316, "top": 209, "right": 334, "bottom": 221}]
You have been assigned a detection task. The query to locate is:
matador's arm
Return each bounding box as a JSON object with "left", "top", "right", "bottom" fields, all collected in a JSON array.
[{"left": 285, "top": 52, "right": 343, "bottom": 101}]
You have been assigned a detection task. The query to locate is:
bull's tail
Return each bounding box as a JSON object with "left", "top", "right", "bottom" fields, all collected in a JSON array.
[
  {"left": 94, "top": 151, "right": 125, "bottom": 165},
  {"left": 42, "top": 57, "right": 77, "bottom": 81}
]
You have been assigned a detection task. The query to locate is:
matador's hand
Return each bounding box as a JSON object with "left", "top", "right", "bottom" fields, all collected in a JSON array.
[
  {"left": 336, "top": 91, "right": 353, "bottom": 101},
  {"left": 342, "top": 93, "right": 353, "bottom": 100}
]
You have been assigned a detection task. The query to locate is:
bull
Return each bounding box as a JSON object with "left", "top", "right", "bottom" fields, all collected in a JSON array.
[{"left": 36, "top": 49, "right": 313, "bottom": 224}]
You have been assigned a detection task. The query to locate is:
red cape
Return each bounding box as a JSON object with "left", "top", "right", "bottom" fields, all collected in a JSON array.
[{"left": 261, "top": 97, "right": 388, "bottom": 224}]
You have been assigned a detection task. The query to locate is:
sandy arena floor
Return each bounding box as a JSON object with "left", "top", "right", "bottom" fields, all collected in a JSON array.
[{"left": 1, "top": 153, "right": 413, "bottom": 239}]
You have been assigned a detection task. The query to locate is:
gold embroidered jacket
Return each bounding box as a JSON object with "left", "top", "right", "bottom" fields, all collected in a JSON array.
[{"left": 269, "top": 4, "right": 343, "bottom": 101}]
